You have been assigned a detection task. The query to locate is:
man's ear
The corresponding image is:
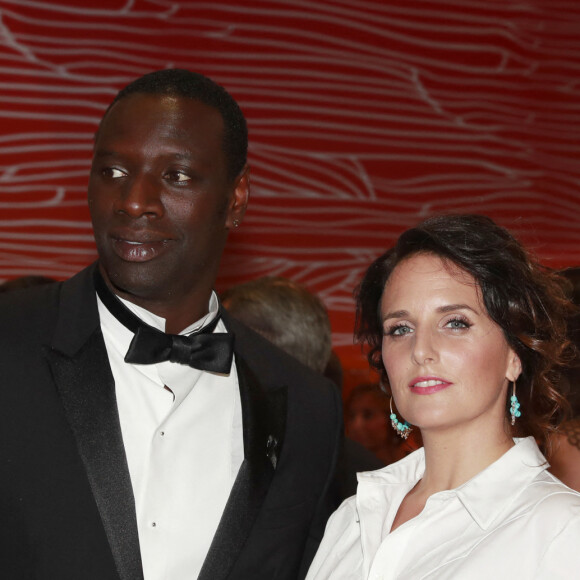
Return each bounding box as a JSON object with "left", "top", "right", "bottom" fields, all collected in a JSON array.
[
  {"left": 506, "top": 349, "right": 522, "bottom": 383},
  {"left": 226, "top": 165, "right": 250, "bottom": 229}
]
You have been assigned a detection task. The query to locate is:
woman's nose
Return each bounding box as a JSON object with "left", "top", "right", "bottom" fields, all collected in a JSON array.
[{"left": 411, "top": 329, "right": 438, "bottom": 365}]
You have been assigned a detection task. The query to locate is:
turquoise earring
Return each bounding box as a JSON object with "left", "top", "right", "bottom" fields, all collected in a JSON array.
[
  {"left": 390, "top": 398, "right": 412, "bottom": 440},
  {"left": 510, "top": 382, "right": 521, "bottom": 426}
]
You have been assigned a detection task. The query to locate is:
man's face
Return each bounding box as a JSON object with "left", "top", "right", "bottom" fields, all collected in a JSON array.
[{"left": 88, "top": 93, "right": 248, "bottom": 306}]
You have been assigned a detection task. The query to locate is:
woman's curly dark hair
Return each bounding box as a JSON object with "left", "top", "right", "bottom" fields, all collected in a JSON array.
[{"left": 355, "top": 214, "right": 574, "bottom": 448}]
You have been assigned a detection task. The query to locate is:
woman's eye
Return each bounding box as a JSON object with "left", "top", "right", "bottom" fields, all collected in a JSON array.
[
  {"left": 389, "top": 324, "right": 413, "bottom": 336},
  {"left": 445, "top": 318, "right": 470, "bottom": 329}
]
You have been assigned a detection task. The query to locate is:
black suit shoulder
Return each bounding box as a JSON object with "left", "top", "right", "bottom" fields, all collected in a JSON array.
[
  {"left": 0, "top": 268, "right": 121, "bottom": 580},
  {"left": 0, "top": 280, "right": 61, "bottom": 337}
]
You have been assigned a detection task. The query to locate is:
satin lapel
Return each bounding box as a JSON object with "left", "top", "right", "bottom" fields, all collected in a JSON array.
[
  {"left": 46, "top": 265, "right": 144, "bottom": 580},
  {"left": 198, "top": 355, "right": 288, "bottom": 580}
]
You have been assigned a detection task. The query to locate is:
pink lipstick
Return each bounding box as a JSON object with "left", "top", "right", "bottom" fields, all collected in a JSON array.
[{"left": 409, "top": 376, "right": 452, "bottom": 395}]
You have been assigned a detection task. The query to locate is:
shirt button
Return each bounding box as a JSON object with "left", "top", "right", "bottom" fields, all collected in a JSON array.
[
  {"left": 160, "top": 431, "right": 165, "bottom": 437},
  {"left": 151, "top": 522, "right": 157, "bottom": 527}
]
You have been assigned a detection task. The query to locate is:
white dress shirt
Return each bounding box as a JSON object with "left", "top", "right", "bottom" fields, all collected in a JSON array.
[
  {"left": 307, "top": 437, "right": 580, "bottom": 580},
  {"left": 98, "top": 292, "right": 244, "bottom": 580}
]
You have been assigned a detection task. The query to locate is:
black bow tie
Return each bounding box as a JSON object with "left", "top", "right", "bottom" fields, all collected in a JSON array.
[{"left": 94, "top": 269, "right": 234, "bottom": 373}]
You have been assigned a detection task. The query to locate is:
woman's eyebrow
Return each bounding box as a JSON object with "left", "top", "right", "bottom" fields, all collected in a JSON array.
[
  {"left": 382, "top": 303, "right": 479, "bottom": 322},
  {"left": 382, "top": 309, "right": 409, "bottom": 322},
  {"left": 436, "top": 303, "right": 478, "bottom": 314}
]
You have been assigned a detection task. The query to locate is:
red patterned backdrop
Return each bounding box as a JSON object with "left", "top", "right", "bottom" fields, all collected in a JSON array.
[{"left": 1, "top": 0, "right": 579, "bottom": 387}]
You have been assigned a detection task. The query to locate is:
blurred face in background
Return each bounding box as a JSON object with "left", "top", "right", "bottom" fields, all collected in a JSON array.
[{"left": 345, "top": 391, "right": 390, "bottom": 454}]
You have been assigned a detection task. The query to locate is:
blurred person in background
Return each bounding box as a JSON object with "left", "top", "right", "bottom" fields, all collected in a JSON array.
[
  {"left": 222, "top": 276, "right": 332, "bottom": 374},
  {"left": 345, "top": 383, "right": 421, "bottom": 466},
  {"left": 549, "top": 266, "right": 580, "bottom": 490}
]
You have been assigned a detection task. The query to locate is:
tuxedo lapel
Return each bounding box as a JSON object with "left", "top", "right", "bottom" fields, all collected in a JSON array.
[
  {"left": 46, "top": 265, "right": 144, "bottom": 580},
  {"left": 198, "top": 353, "right": 288, "bottom": 580}
]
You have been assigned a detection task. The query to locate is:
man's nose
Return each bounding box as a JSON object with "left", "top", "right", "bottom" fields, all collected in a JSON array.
[{"left": 115, "top": 174, "right": 163, "bottom": 218}]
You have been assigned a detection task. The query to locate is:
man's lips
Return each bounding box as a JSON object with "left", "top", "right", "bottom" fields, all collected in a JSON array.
[
  {"left": 110, "top": 234, "right": 171, "bottom": 262},
  {"left": 409, "top": 376, "right": 452, "bottom": 395}
]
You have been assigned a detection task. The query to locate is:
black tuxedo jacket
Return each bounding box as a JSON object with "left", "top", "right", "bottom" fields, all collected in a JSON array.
[{"left": 0, "top": 264, "right": 342, "bottom": 580}]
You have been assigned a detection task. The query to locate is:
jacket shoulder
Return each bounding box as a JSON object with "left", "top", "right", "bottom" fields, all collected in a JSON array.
[
  {"left": 225, "top": 311, "right": 340, "bottom": 401},
  {"left": 0, "top": 265, "right": 97, "bottom": 350},
  {"left": 0, "top": 281, "right": 61, "bottom": 336}
]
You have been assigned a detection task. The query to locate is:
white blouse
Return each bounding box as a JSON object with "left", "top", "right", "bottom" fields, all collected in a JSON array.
[{"left": 307, "top": 437, "right": 580, "bottom": 580}]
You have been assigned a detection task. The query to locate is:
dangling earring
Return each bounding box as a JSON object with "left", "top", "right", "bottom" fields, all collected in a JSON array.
[
  {"left": 510, "top": 381, "right": 521, "bottom": 426},
  {"left": 390, "top": 398, "right": 412, "bottom": 440}
]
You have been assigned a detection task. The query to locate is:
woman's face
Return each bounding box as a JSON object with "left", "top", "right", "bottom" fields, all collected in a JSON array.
[
  {"left": 380, "top": 253, "right": 521, "bottom": 436},
  {"left": 345, "top": 393, "right": 389, "bottom": 453}
]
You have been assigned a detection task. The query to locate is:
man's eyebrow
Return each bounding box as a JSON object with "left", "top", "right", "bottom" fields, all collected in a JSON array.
[
  {"left": 382, "top": 303, "right": 478, "bottom": 322},
  {"left": 169, "top": 152, "right": 194, "bottom": 161},
  {"left": 92, "top": 150, "right": 193, "bottom": 160},
  {"left": 92, "top": 149, "right": 117, "bottom": 158}
]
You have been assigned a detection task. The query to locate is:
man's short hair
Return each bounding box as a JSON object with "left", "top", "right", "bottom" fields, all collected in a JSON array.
[
  {"left": 222, "top": 276, "right": 332, "bottom": 374},
  {"left": 102, "top": 68, "right": 248, "bottom": 181}
]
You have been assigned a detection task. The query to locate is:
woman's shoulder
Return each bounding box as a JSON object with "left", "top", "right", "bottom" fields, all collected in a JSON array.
[{"left": 513, "top": 469, "right": 580, "bottom": 521}]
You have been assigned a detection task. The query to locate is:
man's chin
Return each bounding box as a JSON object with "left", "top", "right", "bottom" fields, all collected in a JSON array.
[{"left": 99, "top": 261, "right": 167, "bottom": 303}]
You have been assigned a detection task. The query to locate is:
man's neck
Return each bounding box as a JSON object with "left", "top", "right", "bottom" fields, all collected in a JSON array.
[{"left": 102, "top": 276, "right": 213, "bottom": 334}]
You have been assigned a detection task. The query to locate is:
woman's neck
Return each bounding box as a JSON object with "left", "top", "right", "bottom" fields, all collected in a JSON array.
[
  {"left": 390, "top": 419, "right": 514, "bottom": 534},
  {"left": 418, "top": 424, "right": 514, "bottom": 494}
]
